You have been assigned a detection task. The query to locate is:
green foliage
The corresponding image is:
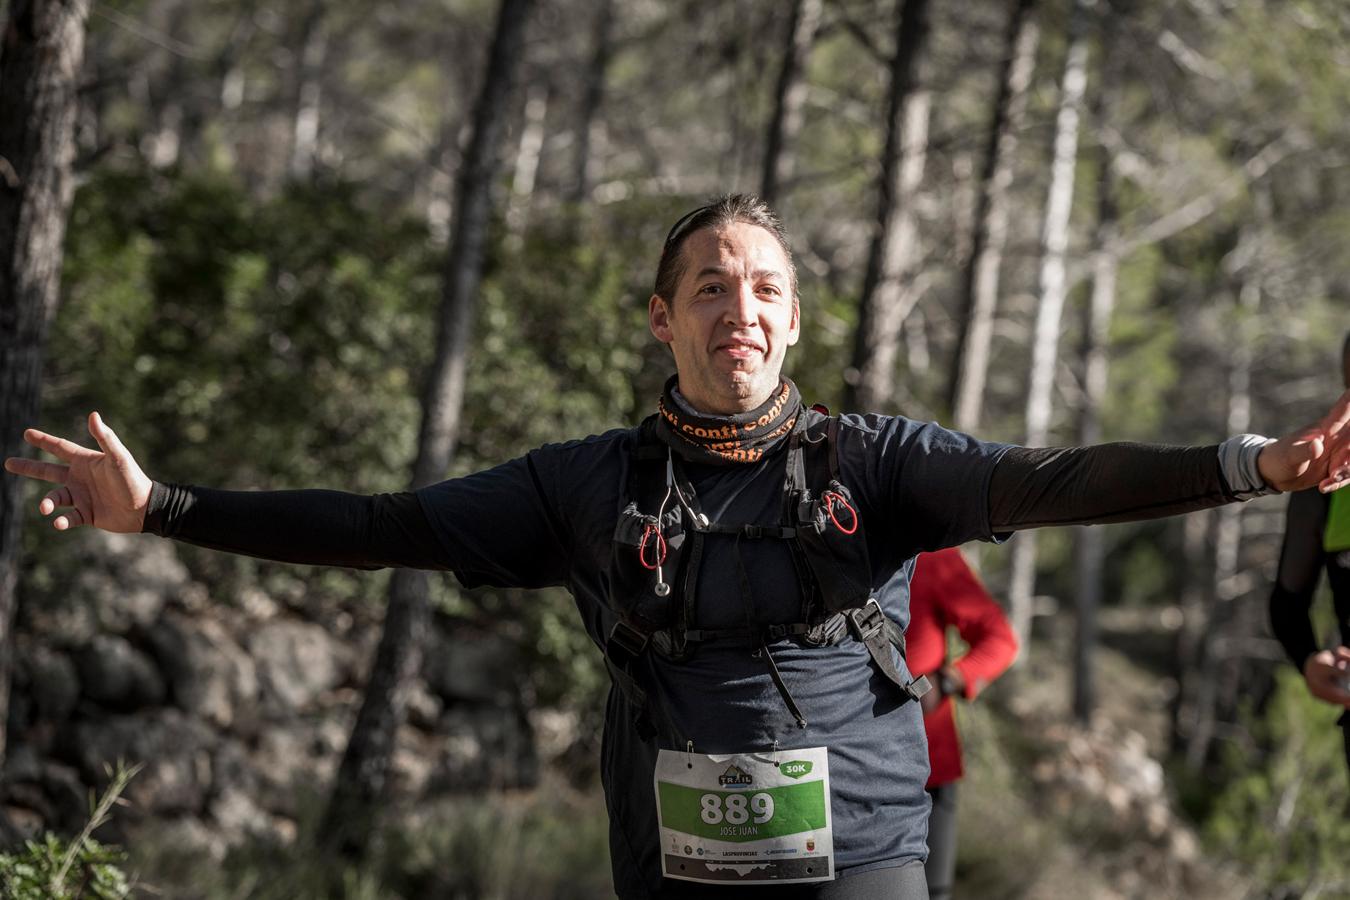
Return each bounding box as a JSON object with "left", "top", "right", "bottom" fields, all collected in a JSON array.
[
  {"left": 1203, "top": 669, "right": 1350, "bottom": 893},
  {"left": 55, "top": 167, "right": 438, "bottom": 494},
  {"left": 29, "top": 165, "right": 438, "bottom": 603},
  {"left": 0, "top": 834, "right": 131, "bottom": 900},
  {"left": 0, "top": 763, "right": 140, "bottom": 900}
]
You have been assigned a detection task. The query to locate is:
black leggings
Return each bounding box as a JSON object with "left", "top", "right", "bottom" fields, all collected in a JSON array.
[
  {"left": 923, "top": 784, "right": 957, "bottom": 900},
  {"left": 648, "top": 861, "right": 930, "bottom": 899}
]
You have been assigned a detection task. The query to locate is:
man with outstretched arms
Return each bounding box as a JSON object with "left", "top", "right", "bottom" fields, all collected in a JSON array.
[
  {"left": 1269, "top": 331, "right": 1350, "bottom": 775},
  {"left": 9, "top": 195, "right": 1350, "bottom": 899}
]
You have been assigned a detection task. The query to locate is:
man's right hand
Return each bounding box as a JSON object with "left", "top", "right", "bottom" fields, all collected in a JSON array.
[
  {"left": 3, "top": 412, "right": 152, "bottom": 534},
  {"left": 1303, "top": 647, "right": 1350, "bottom": 708}
]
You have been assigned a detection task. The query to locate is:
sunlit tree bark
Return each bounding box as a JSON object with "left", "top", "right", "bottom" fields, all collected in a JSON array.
[{"left": 1007, "top": 0, "right": 1091, "bottom": 649}]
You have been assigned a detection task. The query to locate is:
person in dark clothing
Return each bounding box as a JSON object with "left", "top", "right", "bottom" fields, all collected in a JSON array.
[
  {"left": 1269, "top": 332, "right": 1350, "bottom": 772},
  {"left": 9, "top": 195, "right": 1350, "bottom": 900}
]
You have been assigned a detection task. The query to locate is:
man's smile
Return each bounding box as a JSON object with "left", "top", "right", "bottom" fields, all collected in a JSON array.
[{"left": 715, "top": 337, "right": 766, "bottom": 360}]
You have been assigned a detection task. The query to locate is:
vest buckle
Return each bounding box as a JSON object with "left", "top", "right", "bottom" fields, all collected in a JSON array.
[
  {"left": 846, "top": 598, "right": 886, "bottom": 642},
  {"left": 608, "top": 620, "right": 650, "bottom": 665}
]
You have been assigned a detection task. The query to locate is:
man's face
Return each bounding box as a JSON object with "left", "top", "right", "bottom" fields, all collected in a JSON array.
[{"left": 648, "top": 222, "right": 800, "bottom": 415}]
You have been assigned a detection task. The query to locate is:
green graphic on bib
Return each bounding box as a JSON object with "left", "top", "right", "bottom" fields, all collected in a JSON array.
[
  {"left": 656, "top": 780, "right": 826, "bottom": 842},
  {"left": 1325, "top": 487, "right": 1350, "bottom": 553}
]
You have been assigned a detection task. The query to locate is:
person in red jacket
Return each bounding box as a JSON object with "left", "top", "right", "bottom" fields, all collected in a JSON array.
[{"left": 908, "top": 547, "right": 1019, "bottom": 900}]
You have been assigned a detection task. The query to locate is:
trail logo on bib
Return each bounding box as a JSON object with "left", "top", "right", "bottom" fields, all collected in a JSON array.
[
  {"left": 654, "top": 746, "right": 834, "bottom": 885},
  {"left": 719, "top": 766, "right": 753, "bottom": 786}
]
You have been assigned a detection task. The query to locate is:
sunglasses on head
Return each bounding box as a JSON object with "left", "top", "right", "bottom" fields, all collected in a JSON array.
[{"left": 663, "top": 205, "right": 712, "bottom": 248}]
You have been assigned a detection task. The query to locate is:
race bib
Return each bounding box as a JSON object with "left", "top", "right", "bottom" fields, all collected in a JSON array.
[{"left": 654, "top": 745, "right": 833, "bottom": 885}]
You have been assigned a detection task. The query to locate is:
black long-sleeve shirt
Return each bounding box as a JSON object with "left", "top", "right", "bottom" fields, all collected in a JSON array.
[
  {"left": 143, "top": 440, "right": 1236, "bottom": 567},
  {"left": 140, "top": 420, "right": 1251, "bottom": 896}
]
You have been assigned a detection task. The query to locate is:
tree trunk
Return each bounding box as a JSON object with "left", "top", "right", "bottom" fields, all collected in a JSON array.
[
  {"left": 321, "top": 0, "right": 533, "bottom": 857},
  {"left": 1070, "top": 0, "right": 1121, "bottom": 725},
  {"left": 1070, "top": 226, "right": 1116, "bottom": 724},
  {"left": 844, "top": 0, "right": 932, "bottom": 413},
  {"left": 759, "top": 0, "right": 822, "bottom": 208},
  {"left": 288, "top": 0, "right": 327, "bottom": 180},
  {"left": 505, "top": 80, "right": 549, "bottom": 242},
  {"left": 1006, "top": 0, "right": 1091, "bottom": 649},
  {"left": 1172, "top": 507, "right": 1213, "bottom": 757},
  {"left": 948, "top": 0, "right": 1040, "bottom": 432},
  {"left": 1183, "top": 226, "right": 1262, "bottom": 769},
  {"left": 0, "top": 0, "right": 91, "bottom": 769},
  {"left": 141, "top": 0, "right": 189, "bottom": 169},
  {"left": 568, "top": 0, "right": 614, "bottom": 205}
]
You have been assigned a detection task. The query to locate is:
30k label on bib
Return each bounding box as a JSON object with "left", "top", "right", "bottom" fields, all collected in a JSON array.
[{"left": 654, "top": 745, "right": 833, "bottom": 885}]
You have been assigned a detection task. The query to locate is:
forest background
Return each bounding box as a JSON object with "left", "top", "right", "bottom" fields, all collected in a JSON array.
[{"left": 1, "top": 0, "right": 1348, "bottom": 897}]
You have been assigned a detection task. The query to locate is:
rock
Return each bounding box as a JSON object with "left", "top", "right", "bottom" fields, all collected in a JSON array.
[
  {"left": 69, "top": 710, "right": 215, "bottom": 816},
  {"left": 137, "top": 815, "right": 229, "bottom": 864},
  {"left": 18, "top": 594, "right": 98, "bottom": 650},
  {"left": 530, "top": 708, "right": 581, "bottom": 763},
  {"left": 429, "top": 704, "right": 538, "bottom": 791},
  {"left": 37, "top": 763, "right": 86, "bottom": 833},
  {"left": 390, "top": 726, "right": 439, "bottom": 797},
  {"left": 2, "top": 745, "right": 42, "bottom": 783},
  {"left": 0, "top": 750, "right": 87, "bottom": 835},
  {"left": 238, "top": 585, "right": 280, "bottom": 621},
  {"left": 1105, "top": 732, "right": 1164, "bottom": 800},
  {"left": 1, "top": 806, "right": 43, "bottom": 843},
  {"left": 76, "top": 531, "right": 190, "bottom": 634},
  {"left": 404, "top": 679, "right": 443, "bottom": 732},
  {"left": 210, "top": 784, "right": 276, "bottom": 841},
  {"left": 16, "top": 646, "right": 80, "bottom": 726},
  {"left": 248, "top": 619, "right": 346, "bottom": 713},
  {"left": 146, "top": 613, "right": 258, "bottom": 729},
  {"left": 250, "top": 717, "right": 349, "bottom": 815},
  {"left": 75, "top": 634, "right": 166, "bottom": 710},
  {"left": 422, "top": 628, "right": 519, "bottom": 704}
]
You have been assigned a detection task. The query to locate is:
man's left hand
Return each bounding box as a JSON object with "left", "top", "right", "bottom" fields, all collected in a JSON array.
[{"left": 1258, "top": 388, "right": 1350, "bottom": 493}]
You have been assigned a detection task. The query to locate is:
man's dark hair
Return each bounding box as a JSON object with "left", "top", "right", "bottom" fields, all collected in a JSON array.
[{"left": 652, "top": 194, "right": 798, "bottom": 305}]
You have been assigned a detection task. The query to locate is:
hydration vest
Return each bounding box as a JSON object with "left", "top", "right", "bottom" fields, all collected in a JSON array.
[{"left": 603, "top": 407, "right": 930, "bottom": 739}]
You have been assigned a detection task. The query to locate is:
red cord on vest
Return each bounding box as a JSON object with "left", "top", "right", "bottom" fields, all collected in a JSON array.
[
  {"left": 823, "top": 491, "right": 858, "bottom": 535},
  {"left": 639, "top": 523, "right": 668, "bottom": 569}
]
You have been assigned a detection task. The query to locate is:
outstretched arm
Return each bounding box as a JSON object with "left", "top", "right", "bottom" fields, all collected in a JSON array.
[
  {"left": 3, "top": 413, "right": 446, "bottom": 570},
  {"left": 988, "top": 389, "right": 1350, "bottom": 532}
]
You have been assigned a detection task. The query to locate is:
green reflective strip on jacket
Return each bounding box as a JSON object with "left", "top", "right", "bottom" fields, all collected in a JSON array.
[{"left": 1324, "top": 487, "right": 1350, "bottom": 553}]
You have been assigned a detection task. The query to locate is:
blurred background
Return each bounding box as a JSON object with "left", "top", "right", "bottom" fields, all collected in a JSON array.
[{"left": 1, "top": 0, "right": 1348, "bottom": 896}]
